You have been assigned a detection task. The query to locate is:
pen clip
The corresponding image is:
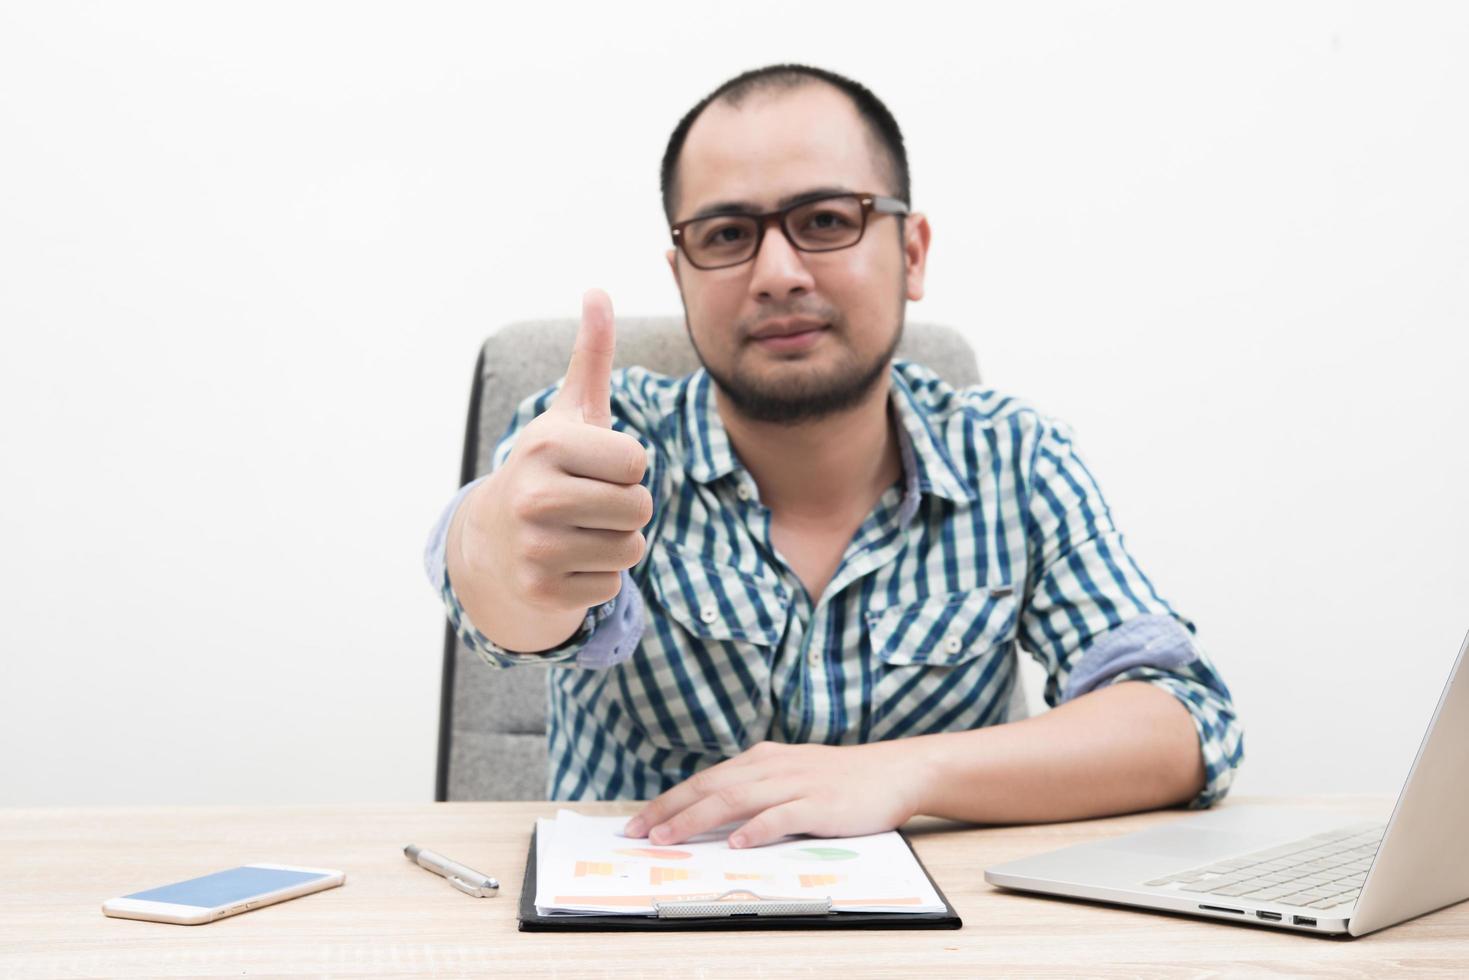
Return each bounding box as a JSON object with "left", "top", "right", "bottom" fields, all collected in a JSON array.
[{"left": 448, "top": 875, "right": 497, "bottom": 898}]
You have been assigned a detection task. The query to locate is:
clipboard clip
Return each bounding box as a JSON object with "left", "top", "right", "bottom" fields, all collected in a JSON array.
[{"left": 654, "top": 888, "right": 833, "bottom": 919}]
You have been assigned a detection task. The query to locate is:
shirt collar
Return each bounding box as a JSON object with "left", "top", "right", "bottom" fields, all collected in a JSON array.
[
  {"left": 682, "top": 370, "right": 740, "bottom": 484},
  {"left": 888, "top": 362, "right": 978, "bottom": 511},
  {"left": 681, "top": 362, "right": 977, "bottom": 511}
]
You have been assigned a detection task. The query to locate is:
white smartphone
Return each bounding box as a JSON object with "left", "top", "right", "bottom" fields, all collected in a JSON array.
[{"left": 101, "top": 862, "right": 345, "bottom": 924}]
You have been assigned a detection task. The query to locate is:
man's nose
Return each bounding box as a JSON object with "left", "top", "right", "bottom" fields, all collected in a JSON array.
[{"left": 748, "top": 222, "right": 814, "bottom": 301}]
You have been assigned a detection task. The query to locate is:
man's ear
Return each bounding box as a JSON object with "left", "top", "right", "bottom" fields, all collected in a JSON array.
[
  {"left": 902, "top": 213, "right": 932, "bottom": 302},
  {"left": 666, "top": 248, "right": 682, "bottom": 290}
]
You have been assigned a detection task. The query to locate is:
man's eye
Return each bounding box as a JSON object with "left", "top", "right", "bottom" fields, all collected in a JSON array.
[
  {"left": 702, "top": 223, "right": 751, "bottom": 247},
  {"left": 804, "top": 210, "right": 854, "bottom": 231}
]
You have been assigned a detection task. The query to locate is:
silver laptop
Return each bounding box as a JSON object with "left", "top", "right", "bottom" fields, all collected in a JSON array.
[{"left": 985, "top": 628, "right": 1469, "bottom": 936}]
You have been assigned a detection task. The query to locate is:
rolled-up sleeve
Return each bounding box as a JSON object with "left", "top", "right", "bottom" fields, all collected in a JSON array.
[
  {"left": 440, "top": 564, "right": 646, "bottom": 670},
  {"left": 1017, "top": 416, "right": 1245, "bottom": 808}
]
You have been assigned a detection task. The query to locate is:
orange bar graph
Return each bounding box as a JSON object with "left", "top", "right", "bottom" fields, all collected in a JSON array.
[
  {"left": 574, "top": 861, "right": 615, "bottom": 877},
  {"left": 799, "top": 873, "right": 841, "bottom": 888},
  {"left": 650, "top": 866, "right": 692, "bottom": 886}
]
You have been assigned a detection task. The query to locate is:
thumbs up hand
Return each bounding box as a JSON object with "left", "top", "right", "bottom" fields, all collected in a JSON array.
[{"left": 446, "top": 290, "right": 653, "bottom": 654}]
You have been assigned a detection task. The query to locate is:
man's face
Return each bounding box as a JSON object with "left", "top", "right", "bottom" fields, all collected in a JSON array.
[{"left": 666, "top": 83, "right": 930, "bottom": 424}]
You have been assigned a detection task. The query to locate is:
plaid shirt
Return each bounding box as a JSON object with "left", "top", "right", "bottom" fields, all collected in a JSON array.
[{"left": 427, "top": 361, "right": 1245, "bottom": 804}]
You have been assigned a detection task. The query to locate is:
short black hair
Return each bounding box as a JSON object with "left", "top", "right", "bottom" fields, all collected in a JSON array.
[{"left": 659, "top": 64, "right": 910, "bottom": 223}]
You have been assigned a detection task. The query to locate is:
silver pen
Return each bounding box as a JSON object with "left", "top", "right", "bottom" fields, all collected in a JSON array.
[{"left": 404, "top": 844, "right": 499, "bottom": 898}]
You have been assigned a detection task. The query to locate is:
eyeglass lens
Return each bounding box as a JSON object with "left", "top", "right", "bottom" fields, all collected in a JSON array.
[{"left": 682, "top": 196, "right": 866, "bottom": 268}]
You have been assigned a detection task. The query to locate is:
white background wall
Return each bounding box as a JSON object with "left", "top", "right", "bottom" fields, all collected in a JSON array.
[{"left": 2, "top": 1, "right": 1465, "bottom": 807}]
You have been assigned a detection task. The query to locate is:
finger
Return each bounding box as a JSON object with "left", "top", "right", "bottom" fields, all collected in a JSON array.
[
  {"left": 544, "top": 527, "right": 645, "bottom": 574},
  {"left": 546, "top": 425, "right": 647, "bottom": 486},
  {"left": 551, "top": 288, "right": 616, "bottom": 427},
  {"left": 728, "top": 799, "right": 813, "bottom": 849},
  {"left": 534, "top": 478, "right": 653, "bottom": 532},
  {"left": 648, "top": 778, "right": 799, "bottom": 847},
  {"left": 622, "top": 754, "right": 760, "bottom": 839}
]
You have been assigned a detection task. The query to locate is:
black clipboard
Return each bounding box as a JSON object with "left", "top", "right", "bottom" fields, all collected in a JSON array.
[{"left": 516, "top": 825, "right": 963, "bottom": 931}]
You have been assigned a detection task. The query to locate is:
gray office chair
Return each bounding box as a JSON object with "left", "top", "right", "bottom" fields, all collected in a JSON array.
[{"left": 435, "top": 318, "right": 1021, "bottom": 801}]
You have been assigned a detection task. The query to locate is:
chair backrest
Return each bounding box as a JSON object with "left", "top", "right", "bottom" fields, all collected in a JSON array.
[{"left": 436, "top": 317, "right": 995, "bottom": 801}]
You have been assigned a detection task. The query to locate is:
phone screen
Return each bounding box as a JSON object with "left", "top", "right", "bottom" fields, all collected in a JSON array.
[{"left": 124, "top": 866, "right": 331, "bottom": 908}]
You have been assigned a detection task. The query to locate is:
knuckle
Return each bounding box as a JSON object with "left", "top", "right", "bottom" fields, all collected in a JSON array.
[
  {"left": 520, "top": 568, "right": 562, "bottom": 606},
  {"left": 713, "top": 785, "right": 747, "bottom": 812},
  {"left": 620, "top": 532, "right": 646, "bottom": 568},
  {"left": 748, "top": 740, "right": 777, "bottom": 759},
  {"left": 616, "top": 438, "right": 648, "bottom": 484},
  {"left": 515, "top": 428, "right": 554, "bottom": 461},
  {"left": 632, "top": 485, "right": 654, "bottom": 526},
  {"left": 508, "top": 488, "right": 548, "bottom": 524},
  {"left": 520, "top": 529, "right": 561, "bottom": 567}
]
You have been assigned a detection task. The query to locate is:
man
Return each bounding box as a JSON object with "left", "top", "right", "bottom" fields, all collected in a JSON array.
[{"left": 425, "top": 64, "right": 1244, "bottom": 849}]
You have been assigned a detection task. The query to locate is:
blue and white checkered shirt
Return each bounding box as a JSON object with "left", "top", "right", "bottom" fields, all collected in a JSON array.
[{"left": 425, "top": 361, "right": 1245, "bottom": 805}]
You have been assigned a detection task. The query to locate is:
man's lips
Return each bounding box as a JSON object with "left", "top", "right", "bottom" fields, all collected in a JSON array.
[
  {"left": 749, "top": 317, "right": 828, "bottom": 340},
  {"left": 750, "top": 324, "right": 828, "bottom": 353}
]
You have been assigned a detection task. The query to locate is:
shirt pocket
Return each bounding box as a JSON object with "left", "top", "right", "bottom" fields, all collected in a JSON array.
[
  {"left": 864, "top": 586, "right": 1020, "bottom": 735},
  {"left": 628, "top": 541, "right": 791, "bottom": 754}
]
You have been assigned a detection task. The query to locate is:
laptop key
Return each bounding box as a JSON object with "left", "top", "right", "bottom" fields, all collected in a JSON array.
[
  {"left": 1179, "top": 881, "right": 1222, "bottom": 893},
  {"left": 1297, "top": 874, "right": 1338, "bottom": 886},
  {"left": 1211, "top": 884, "right": 1259, "bottom": 897},
  {"left": 1212, "top": 859, "right": 1254, "bottom": 871},
  {"left": 1283, "top": 890, "right": 1331, "bottom": 904}
]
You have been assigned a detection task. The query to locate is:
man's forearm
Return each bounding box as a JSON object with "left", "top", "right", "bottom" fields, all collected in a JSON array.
[{"left": 913, "top": 680, "right": 1207, "bottom": 824}]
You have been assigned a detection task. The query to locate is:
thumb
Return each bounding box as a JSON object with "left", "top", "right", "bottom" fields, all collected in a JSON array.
[{"left": 555, "top": 288, "right": 616, "bottom": 427}]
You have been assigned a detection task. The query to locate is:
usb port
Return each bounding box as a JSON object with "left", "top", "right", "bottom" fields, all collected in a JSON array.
[
  {"left": 1292, "top": 915, "right": 1317, "bottom": 927},
  {"left": 1256, "top": 910, "right": 1282, "bottom": 921}
]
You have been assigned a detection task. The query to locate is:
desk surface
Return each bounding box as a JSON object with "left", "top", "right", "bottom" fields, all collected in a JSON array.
[{"left": 2, "top": 795, "right": 1463, "bottom": 978}]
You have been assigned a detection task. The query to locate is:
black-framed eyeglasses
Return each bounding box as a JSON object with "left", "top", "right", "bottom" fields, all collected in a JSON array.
[{"left": 670, "top": 192, "right": 909, "bottom": 271}]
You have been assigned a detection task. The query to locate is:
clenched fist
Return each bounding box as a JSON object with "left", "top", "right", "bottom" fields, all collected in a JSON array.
[{"left": 446, "top": 289, "right": 653, "bottom": 653}]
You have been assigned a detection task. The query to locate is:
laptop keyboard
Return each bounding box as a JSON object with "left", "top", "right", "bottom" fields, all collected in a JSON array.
[{"left": 1143, "top": 822, "right": 1385, "bottom": 911}]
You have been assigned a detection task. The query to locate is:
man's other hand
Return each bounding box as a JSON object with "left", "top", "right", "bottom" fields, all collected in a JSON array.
[{"left": 620, "top": 741, "right": 930, "bottom": 848}]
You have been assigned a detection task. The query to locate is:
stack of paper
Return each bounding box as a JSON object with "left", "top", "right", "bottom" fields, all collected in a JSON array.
[{"left": 533, "top": 809, "right": 945, "bottom": 916}]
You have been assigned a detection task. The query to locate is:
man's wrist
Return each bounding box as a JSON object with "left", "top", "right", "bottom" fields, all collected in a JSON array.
[
  {"left": 902, "top": 725, "right": 1013, "bottom": 823},
  {"left": 870, "top": 732, "right": 955, "bottom": 823}
]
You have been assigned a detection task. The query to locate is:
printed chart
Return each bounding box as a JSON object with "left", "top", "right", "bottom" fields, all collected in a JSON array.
[{"left": 533, "top": 810, "right": 945, "bottom": 916}]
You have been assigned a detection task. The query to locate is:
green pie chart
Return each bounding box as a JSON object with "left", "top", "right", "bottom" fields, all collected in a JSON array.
[{"left": 787, "top": 846, "right": 859, "bottom": 861}]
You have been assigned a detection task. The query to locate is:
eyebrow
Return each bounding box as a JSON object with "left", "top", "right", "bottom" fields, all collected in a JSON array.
[{"left": 687, "top": 186, "right": 855, "bottom": 221}]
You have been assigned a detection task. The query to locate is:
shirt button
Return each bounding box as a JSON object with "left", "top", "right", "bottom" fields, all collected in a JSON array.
[
  {"left": 735, "top": 483, "right": 752, "bottom": 502},
  {"left": 700, "top": 605, "right": 718, "bottom": 624},
  {"left": 944, "top": 635, "right": 963, "bottom": 655},
  {"left": 808, "top": 650, "right": 821, "bottom": 667}
]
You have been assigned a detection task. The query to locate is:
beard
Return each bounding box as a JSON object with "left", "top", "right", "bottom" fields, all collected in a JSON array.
[{"left": 688, "top": 308, "right": 905, "bottom": 425}]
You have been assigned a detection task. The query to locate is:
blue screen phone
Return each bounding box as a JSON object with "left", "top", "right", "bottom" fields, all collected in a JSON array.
[
  {"left": 103, "top": 863, "right": 345, "bottom": 924},
  {"left": 125, "top": 866, "right": 331, "bottom": 907}
]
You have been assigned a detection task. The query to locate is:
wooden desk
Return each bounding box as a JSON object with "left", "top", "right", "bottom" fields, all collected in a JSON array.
[{"left": 2, "top": 795, "right": 1463, "bottom": 978}]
